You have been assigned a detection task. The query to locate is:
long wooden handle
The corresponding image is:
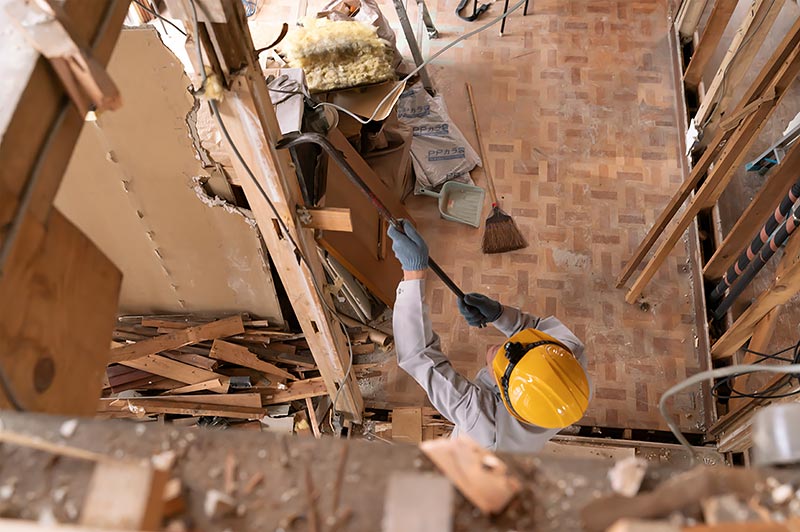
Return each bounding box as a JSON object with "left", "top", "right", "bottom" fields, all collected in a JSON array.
[{"left": 466, "top": 82, "right": 498, "bottom": 205}]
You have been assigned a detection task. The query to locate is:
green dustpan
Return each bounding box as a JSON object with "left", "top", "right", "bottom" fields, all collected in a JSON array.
[{"left": 419, "top": 181, "right": 486, "bottom": 228}]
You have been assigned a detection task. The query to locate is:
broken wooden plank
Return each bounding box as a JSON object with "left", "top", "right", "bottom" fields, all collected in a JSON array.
[
  {"left": 80, "top": 460, "right": 168, "bottom": 531},
  {"left": 162, "top": 351, "right": 219, "bottom": 371},
  {"left": 420, "top": 437, "right": 521, "bottom": 515},
  {"left": 209, "top": 339, "right": 296, "bottom": 381},
  {"left": 161, "top": 378, "right": 230, "bottom": 395},
  {"left": 120, "top": 354, "right": 225, "bottom": 385},
  {"left": 109, "top": 315, "right": 244, "bottom": 363},
  {"left": 149, "top": 393, "right": 262, "bottom": 409},
  {"left": 301, "top": 207, "right": 353, "bottom": 232},
  {"left": 98, "top": 398, "right": 265, "bottom": 419},
  {"left": 262, "top": 377, "right": 327, "bottom": 405}
]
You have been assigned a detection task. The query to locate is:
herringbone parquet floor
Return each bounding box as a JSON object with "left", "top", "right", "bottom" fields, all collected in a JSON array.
[{"left": 250, "top": 0, "right": 706, "bottom": 432}]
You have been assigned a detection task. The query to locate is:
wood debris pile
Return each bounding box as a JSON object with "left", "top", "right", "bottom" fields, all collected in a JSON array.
[{"left": 102, "top": 314, "right": 387, "bottom": 432}]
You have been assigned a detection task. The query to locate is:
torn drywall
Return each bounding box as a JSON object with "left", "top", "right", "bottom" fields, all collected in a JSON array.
[{"left": 55, "top": 27, "right": 284, "bottom": 324}]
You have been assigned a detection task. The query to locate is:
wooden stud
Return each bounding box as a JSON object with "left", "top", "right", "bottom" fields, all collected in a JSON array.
[
  {"left": 306, "top": 397, "right": 322, "bottom": 439},
  {"left": 704, "top": 139, "right": 800, "bottom": 279},
  {"left": 683, "top": 0, "right": 738, "bottom": 88},
  {"left": 209, "top": 339, "right": 296, "bottom": 381},
  {"left": 109, "top": 315, "right": 244, "bottom": 364}
]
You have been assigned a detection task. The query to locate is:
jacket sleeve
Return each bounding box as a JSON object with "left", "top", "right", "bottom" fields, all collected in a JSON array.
[
  {"left": 492, "top": 305, "right": 587, "bottom": 367},
  {"left": 392, "top": 280, "right": 496, "bottom": 447}
]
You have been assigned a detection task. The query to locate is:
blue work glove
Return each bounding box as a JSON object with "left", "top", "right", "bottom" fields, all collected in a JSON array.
[
  {"left": 387, "top": 220, "right": 429, "bottom": 271},
  {"left": 458, "top": 293, "right": 503, "bottom": 327}
]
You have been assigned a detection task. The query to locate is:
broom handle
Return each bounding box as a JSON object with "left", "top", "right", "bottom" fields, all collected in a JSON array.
[{"left": 466, "top": 82, "right": 499, "bottom": 206}]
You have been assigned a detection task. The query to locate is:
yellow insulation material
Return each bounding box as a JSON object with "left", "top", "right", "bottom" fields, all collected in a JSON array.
[{"left": 282, "top": 18, "right": 395, "bottom": 93}]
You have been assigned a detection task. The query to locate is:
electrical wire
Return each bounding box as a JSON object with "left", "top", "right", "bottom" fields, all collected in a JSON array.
[
  {"left": 188, "top": 0, "right": 356, "bottom": 424},
  {"left": 661, "top": 362, "right": 800, "bottom": 460},
  {"left": 711, "top": 339, "right": 800, "bottom": 400},
  {"left": 131, "top": 0, "right": 188, "bottom": 36},
  {"left": 313, "top": 0, "right": 529, "bottom": 125}
]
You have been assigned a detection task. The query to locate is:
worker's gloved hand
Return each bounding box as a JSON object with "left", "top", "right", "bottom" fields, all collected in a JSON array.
[
  {"left": 458, "top": 293, "right": 503, "bottom": 327},
  {"left": 387, "top": 220, "right": 429, "bottom": 271}
]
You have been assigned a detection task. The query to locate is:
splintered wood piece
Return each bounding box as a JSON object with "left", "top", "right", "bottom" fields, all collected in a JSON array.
[
  {"left": 306, "top": 397, "right": 321, "bottom": 439},
  {"left": 392, "top": 408, "right": 422, "bottom": 443},
  {"left": 242, "top": 472, "right": 264, "bottom": 495},
  {"left": 419, "top": 437, "right": 521, "bottom": 515},
  {"left": 0, "top": 429, "right": 111, "bottom": 462},
  {"left": 110, "top": 316, "right": 245, "bottom": 363},
  {"left": 162, "top": 351, "right": 219, "bottom": 371},
  {"left": 209, "top": 339, "right": 296, "bottom": 381},
  {"left": 80, "top": 460, "right": 168, "bottom": 531},
  {"left": 162, "top": 378, "right": 230, "bottom": 395},
  {"left": 162, "top": 478, "right": 186, "bottom": 518},
  {"left": 383, "top": 472, "right": 454, "bottom": 532},
  {"left": 224, "top": 452, "right": 238, "bottom": 495},
  {"left": 262, "top": 377, "right": 328, "bottom": 405},
  {"left": 120, "top": 354, "right": 225, "bottom": 385}
]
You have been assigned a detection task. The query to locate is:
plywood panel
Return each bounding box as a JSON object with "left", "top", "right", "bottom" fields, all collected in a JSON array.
[{"left": 56, "top": 28, "right": 283, "bottom": 323}]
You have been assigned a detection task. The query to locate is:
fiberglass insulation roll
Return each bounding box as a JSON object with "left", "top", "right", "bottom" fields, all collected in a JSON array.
[{"left": 282, "top": 18, "right": 395, "bottom": 93}]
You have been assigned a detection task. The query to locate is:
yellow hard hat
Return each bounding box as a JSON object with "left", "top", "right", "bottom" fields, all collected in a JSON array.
[{"left": 491, "top": 328, "right": 590, "bottom": 429}]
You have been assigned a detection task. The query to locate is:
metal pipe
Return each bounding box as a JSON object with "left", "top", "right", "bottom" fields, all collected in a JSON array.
[
  {"left": 713, "top": 199, "right": 800, "bottom": 320},
  {"left": 709, "top": 178, "right": 800, "bottom": 306}
]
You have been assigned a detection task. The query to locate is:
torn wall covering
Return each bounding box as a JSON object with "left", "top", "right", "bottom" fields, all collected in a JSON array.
[{"left": 55, "top": 28, "right": 284, "bottom": 324}]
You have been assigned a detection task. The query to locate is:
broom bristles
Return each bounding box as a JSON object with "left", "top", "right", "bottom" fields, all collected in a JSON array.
[{"left": 482, "top": 205, "right": 527, "bottom": 254}]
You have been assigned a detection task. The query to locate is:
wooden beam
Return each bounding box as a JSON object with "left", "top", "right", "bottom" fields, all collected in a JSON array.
[
  {"left": 693, "top": 0, "right": 785, "bottom": 131},
  {"left": 189, "top": 2, "right": 361, "bottom": 420},
  {"left": 262, "top": 377, "right": 327, "bottom": 405},
  {"left": 150, "top": 392, "right": 262, "bottom": 408},
  {"left": 209, "top": 339, "right": 296, "bottom": 381},
  {"left": 301, "top": 207, "right": 353, "bottom": 232},
  {"left": 625, "top": 40, "right": 800, "bottom": 303},
  {"left": 676, "top": 0, "right": 710, "bottom": 40},
  {"left": 109, "top": 316, "right": 244, "bottom": 364},
  {"left": 617, "top": 17, "right": 800, "bottom": 289},
  {"left": 727, "top": 306, "right": 781, "bottom": 412},
  {"left": 683, "top": 0, "right": 737, "bottom": 88},
  {"left": 704, "top": 140, "right": 800, "bottom": 279}
]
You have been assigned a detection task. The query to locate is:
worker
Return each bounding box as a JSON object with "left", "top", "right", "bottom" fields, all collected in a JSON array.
[{"left": 388, "top": 221, "right": 592, "bottom": 452}]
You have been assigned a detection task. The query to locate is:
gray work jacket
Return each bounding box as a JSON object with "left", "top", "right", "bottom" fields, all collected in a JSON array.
[{"left": 393, "top": 279, "right": 591, "bottom": 453}]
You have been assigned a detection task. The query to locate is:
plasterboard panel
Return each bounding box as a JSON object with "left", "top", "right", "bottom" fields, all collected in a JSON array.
[{"left": 55, "top": 28, "right": 283, "bottom": 324}]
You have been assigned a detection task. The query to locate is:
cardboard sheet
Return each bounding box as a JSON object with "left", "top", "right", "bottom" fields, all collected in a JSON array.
[{"left": 55, "top": 28, "right": 284, "bottom": 323}]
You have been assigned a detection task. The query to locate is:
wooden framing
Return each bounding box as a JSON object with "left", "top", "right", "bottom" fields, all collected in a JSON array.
[
  {"left": 621, "top": 21, "right": 800, "bottom": 302},
  {"left": 173, "top": 1, "right": 363, "bottom": 421},
  {"left": 683, "top": 0, "right": 737, "bottom": 88}
]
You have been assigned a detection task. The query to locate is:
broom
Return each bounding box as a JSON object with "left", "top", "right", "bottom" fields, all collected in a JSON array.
[{"left": 466, "top": 82, "right": 527, "bottom": 254}]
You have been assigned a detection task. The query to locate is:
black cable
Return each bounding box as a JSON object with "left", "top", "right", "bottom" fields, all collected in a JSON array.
[
  {"left": 132, "top": 0, "right": 188, "bottom": 36},
  {"left": 712, "top": 339, "right": 800, "bottom": 400}
]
